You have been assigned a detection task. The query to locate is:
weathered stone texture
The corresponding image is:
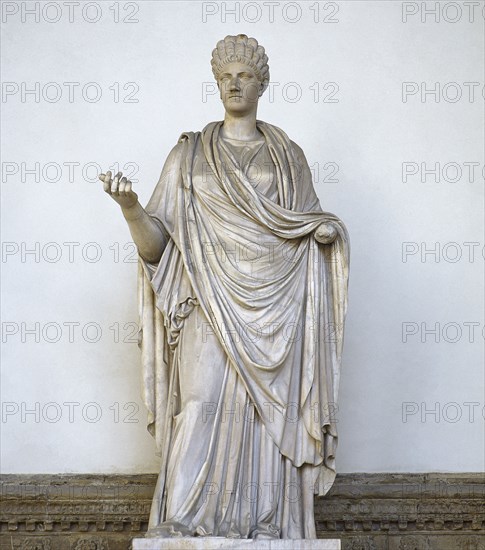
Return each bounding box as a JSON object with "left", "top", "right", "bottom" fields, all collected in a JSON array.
[{"left": 1, "top": 474, "right": 483, "bottom": 550}]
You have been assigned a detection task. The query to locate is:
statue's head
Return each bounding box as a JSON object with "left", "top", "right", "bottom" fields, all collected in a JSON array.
[{"left": 211, "top": 34, "right": 269, "bottom": 115}]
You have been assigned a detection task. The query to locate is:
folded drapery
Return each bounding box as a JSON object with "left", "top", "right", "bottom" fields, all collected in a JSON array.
[{"left": 137, "top": 120, "right": 349, "bottom": 537}]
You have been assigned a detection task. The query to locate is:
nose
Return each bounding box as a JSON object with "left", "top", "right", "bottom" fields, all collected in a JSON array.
[{"left": 228, "top": 76, "right": 240, "bottom": 91}]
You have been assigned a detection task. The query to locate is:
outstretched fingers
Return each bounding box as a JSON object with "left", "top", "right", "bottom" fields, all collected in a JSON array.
[
  {"left": 118, "top": 176, "right": 128, "bottom": 194},
  {"left": 111, "top": 171, "right": 122, "bottom": 195},
  {"left": 99, "top": 171, "right": 113, "bottom": 193},
  {"left": 119, "top": 179, "right": 132, "bottom": 196},
  {"left": 99, "top": 169, "right": 137, "bottom": 208}
]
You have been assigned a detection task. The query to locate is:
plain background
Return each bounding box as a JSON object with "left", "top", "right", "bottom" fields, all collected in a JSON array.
[{"left": 1, "top": 0, "right": 484, "bottom": 474}]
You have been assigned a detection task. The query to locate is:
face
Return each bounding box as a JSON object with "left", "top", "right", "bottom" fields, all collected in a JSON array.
[{"left": 218, "top": 62, "right": 262, "bottom": 116}]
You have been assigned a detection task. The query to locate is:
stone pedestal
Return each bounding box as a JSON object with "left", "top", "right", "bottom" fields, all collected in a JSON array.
[{"left": 132, "top": 538, "right": 340, "bottom": 550}]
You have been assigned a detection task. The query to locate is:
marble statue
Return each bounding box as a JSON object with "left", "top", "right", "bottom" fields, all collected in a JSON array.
[{"left": 100, "top": 34, "right": 349, "bottom": 542}]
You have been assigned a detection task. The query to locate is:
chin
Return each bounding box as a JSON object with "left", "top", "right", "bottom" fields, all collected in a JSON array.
[
  {"left": 226, "top": 110, "right": 254, "bottom": 118},
  {"left": 224, "top": 101, "right": 257, "bottom": 116}
]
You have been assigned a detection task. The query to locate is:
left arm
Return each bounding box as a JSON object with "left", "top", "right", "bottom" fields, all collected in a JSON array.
[{"left": 290, "top": 140, "right": 339, "bottom": 244}]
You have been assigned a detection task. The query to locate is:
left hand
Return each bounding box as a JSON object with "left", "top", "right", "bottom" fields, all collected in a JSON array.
[{"left": 314, "top": 222, "right": 338, "bottom": 244}]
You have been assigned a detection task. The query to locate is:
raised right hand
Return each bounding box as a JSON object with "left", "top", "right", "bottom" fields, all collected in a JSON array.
[{"left": 99, "top": 170, "right": 138, "bottom": 209}]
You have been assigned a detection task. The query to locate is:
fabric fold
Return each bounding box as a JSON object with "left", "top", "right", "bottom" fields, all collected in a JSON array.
[{"left": 137, "top": 120, "right": 349, "bottom": 534}]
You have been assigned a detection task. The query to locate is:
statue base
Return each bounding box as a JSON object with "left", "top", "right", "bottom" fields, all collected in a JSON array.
[{"left": 132, "top": 538, "right": 340, "bottom": 549}]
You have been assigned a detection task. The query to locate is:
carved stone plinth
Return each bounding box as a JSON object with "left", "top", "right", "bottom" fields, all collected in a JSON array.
[{"left": 132, "top": 538, "right": 341, "bottom": 550}]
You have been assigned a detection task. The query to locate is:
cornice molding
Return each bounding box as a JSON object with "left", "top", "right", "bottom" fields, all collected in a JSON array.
[{"left": 1, "top": 473, "right": 483, "bottom": 550}]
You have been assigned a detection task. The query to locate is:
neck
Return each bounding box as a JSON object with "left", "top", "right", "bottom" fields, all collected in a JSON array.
[{"left": 221, "top": 113, "right": 261, "bottom": 141}]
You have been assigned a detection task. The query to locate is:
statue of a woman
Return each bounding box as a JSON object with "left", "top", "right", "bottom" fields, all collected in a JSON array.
[{"left": 100, "top": 34, "right": 349, "bottom": 540}]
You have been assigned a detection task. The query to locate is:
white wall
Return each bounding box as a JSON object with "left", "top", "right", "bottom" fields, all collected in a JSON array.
[{"left": 1, "top": 0, "right": 483, "bottom": 474}]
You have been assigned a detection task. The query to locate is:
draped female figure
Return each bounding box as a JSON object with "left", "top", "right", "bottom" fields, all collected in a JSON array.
[{"left": 100, "top": 34, "right": 349, "bottom": 540}]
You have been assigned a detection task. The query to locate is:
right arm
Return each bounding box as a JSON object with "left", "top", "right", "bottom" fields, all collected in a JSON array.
[{"left": 99, "top": 171, "right": 168, "bottom": 263}]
